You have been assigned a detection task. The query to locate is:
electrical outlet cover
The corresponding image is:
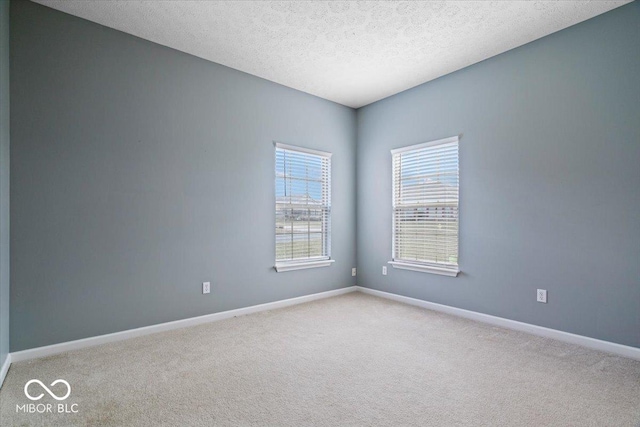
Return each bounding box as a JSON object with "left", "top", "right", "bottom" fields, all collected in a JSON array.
[{"left": 537, "top": 289, "right": 547, "bottom": 303}]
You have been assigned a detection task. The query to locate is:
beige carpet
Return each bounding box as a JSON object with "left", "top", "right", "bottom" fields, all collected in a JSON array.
[{"left": 1, "top": 292, "right": 639, "bottom": 426}]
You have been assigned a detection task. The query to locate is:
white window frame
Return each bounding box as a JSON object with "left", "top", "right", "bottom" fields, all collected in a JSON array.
[
  {"left": 389, "top": 135, "right": 460, "bottom": 277},
  {"left": 274, "top": 142, "right": 334, "bottom": 272}
]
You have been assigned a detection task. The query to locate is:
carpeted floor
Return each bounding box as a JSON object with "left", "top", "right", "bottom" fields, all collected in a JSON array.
[{"left": 1, "top": 292, "right": 639, "bottom": 426}]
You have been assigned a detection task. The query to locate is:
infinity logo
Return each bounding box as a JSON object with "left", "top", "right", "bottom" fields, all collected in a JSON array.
[{"left": 24, "top": 379, "right": 71, "bottom": 401}]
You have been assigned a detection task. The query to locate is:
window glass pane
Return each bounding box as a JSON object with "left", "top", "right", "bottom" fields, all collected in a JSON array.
[
  {"left": 275, "top": 145, "right": 331, "bottom": 263},
  {"left": 392, "top": 138, "right": 459, "bottom": 270}
]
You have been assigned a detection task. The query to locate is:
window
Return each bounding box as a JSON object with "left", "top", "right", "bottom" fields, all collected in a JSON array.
[
  {"left": 274, "top": 142, "right": 333, "bottom": 272},
  {"left": 389, "top": 136, "right": 459, "bottom": 276}
]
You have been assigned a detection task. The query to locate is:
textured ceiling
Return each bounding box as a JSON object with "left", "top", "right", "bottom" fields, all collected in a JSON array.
[{"left": 33, "top": 1, "right": 630, "bottom": 108}]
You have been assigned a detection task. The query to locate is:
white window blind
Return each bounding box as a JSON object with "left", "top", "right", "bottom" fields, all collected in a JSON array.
[
  {"left": 275, "top": 143, "right": 332, "bottom": 271},
  {"left": 391, "top": 136, "right": 459, "bottom": 276}
]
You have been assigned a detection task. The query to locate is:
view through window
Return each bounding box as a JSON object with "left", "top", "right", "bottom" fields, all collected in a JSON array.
[
  {"left": 275, "top": 143, "right": 331, "bottom": 265},
  {"left": 391, "top": 136, "right": 459, "bottom": 275}
]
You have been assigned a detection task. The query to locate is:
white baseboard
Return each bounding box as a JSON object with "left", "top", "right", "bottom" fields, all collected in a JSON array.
[
  {"left": 356, "top": 286, "right": 640, "bottom": 361},
  {"left": 10, "top": 286, "right": 357, "bottom": 363},
  {"left": 9, "top": 285, "right": 639, "bottom": 366},
  {"left": 0, "top": 353, "right": 10, "bottom": 389}
]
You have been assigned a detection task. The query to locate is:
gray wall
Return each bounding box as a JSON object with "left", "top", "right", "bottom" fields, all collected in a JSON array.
[
  {"left": 9, "top": 0, "right": 640, "bottom": 353},
  {"left": 357, "top": 2, "right": 640, "bottom": 348},
  {"left": 10, "top": 1, "right": 356, "bottom": 351},
  {"left": 0, "top": 0, "right": 10, "bottom": 365}
]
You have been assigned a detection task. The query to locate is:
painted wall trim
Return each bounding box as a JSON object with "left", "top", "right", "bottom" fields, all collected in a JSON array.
[
  {"left": 388, "top": 261, "right": 459, "bottom": 277},
  {"left": 8, "top": 285, "right": 639, "bottom": 366},
  {"left": 275, "top": 259, "right": 335, "bottom": 272},
  {"left": 0, "top": 354, "right": 10, "bottom": 390},
  {"left": 355, "top": 286, "right": 640, "bottom": 361},
  {"left": 10, "top": 286, "right": 357, "bottom": 363}
]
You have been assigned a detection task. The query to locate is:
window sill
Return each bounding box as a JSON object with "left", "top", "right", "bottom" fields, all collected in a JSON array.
[
  {"left": 275, "top": 259, "right": 335, "bottom": 272},
  {"left": 388, "top": 261, "right": 459, "bottom": 277}
]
